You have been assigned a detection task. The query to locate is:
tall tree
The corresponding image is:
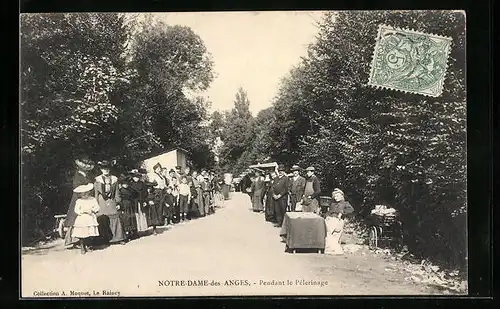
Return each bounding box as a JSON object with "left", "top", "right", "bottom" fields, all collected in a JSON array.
[
  {"left": 219, "top": 88, "right": 256, "bottom": 173},
  {"left": 20, "top": 13, "right": 133, "bottom": 243},
  {"left": 122, "top": 18, "right": 215, "bottom": 166},
  {"left": 249, "top": 11, "right": 466, "bottom": 268},
  {"left": 20, "top": 13, "right": 216, "bottom": 244}
]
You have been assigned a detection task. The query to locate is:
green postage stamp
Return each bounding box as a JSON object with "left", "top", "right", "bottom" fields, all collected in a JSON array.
[{"left": 368, "top": 24, "right": 452, "bottom": 97}]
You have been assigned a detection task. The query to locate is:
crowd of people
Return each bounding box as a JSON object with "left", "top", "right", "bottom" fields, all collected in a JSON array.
[
  {"left": 62, "top": 157, "right": 354, "bottom": 255},
  {"left": 63, "top": 158, "right": 225, "bottom": 254},
  {"left": 243, "top": 164, "right": 354, "bottom": 255}
]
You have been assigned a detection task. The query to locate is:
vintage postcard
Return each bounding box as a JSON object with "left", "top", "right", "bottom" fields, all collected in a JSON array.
[{"left": 20, "top": 11, "right": 467, "bottom": 298}]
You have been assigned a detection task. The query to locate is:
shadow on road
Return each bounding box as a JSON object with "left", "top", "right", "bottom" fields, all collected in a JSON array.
[{"left": 22, "top": 239, "right": 66, "bottom": 256}]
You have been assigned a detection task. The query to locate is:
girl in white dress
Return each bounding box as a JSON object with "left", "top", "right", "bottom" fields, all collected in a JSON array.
[{"left": 72, "top": 183, "right": 100, "bottom": 254}]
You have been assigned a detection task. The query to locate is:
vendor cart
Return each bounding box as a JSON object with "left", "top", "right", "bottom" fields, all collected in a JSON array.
[
  {"left": 367, "top": 212, "right": 403, "bottom": 250},
  {"left": 280, "top": 212, "right": 326, "bottom": 254}
]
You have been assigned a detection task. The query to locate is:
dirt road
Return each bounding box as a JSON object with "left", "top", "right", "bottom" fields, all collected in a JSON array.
[{"left": 22, "top": 192, "right": 438, "bottom": 297}]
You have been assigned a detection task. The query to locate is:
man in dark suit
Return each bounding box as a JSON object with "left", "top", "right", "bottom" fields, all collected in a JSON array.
[
  {"left": 303, "top": 166, "right": 321, "bottom": 214},
  {"left": 288, "top": 165, "right": 306, "bottom": 212},
  {"left": 272, "top": 164, "right": 290, "bottom": 227}
]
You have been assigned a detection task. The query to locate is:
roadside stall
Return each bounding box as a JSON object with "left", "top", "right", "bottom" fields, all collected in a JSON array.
[
  {"left": 280, "top": 212, "right": 326, "bottom": 254},
  {"left": 248, "top": 162, "right": 278, "bottom": 174}
]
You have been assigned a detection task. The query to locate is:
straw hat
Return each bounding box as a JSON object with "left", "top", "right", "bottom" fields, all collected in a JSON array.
[
  {"left": 305, "top": 166, "right": 315, "bottom": 172},
  {"left": 73, "top": 183, "right": 94, "bottom": 193},
  {"left": 291, "top": 165, "right": 301, "bottom": 171}
]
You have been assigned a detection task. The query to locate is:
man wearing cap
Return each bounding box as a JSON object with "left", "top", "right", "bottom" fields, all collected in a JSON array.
[
  {"left": 289, "top": 165, "right": 306, "bottom": 212},
  {"left": 302, "top": 166, "right": 321, "bottom": 214},
  {"left": 272, "top": 164, "right": 291, "bottom": 227}
]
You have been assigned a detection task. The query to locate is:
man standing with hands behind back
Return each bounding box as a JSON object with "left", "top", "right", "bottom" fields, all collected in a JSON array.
[
  {"left": 272, "top": 164, "right": 290, "bottom": 228},
  {"left": 302, "top": 166, "right": 321, "bottom": 214},
  {"left": 289, "top": 165, "right": 306, "bottom": 212}
]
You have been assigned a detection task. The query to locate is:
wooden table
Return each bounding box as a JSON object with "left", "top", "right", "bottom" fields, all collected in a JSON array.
[{"left": 279, "top": 212, "right": 326, "bottom": 253}]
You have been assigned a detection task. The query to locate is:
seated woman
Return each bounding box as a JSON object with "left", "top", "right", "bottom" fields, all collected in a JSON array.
[{"left": 324, "top": 188, "right": 354, "bottom": 255}]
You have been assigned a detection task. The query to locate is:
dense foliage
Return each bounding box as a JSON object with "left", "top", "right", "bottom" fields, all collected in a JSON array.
[
  {"left": 21, "top": 12, "right": 467, "bottom": 270},
  {"left": 21, "top": 13, "right": 215, "bottom": 244},
  {"left": 228, "top": 11, "right": 467, "bottom": 269}
]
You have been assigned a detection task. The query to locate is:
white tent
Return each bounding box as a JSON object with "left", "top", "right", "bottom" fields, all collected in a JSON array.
[
  {"left": 140, "top": 148, "right": 190, "bottom": 174},
  {"left": 248, "top": 162, "right": 278, "bottom": 172}
]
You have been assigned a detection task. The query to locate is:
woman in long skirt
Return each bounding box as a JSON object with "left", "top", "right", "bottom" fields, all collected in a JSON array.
[
  {"left": 251, "top": 170, "right": 265, "bottom": 212},
  {"left": 202, "top": 175, "right": 212, "bottom": 214},
  {"left": 129, "top": 170, "right": 149, "bottom": 233},
  {"left": 117, "top": 176, "right": 138, "bottom": 240},
  {"left": 192, "top": 172, "right": 204, "bottom": 217},
  {"left": 94, "top": 161, "right": 126, "bottom": 245},
  {"left": 64, "top": 158, "right": 95, "bottom": 248},
  {"left": 264, "top": 172, "right": 277, "bottom": 222}
]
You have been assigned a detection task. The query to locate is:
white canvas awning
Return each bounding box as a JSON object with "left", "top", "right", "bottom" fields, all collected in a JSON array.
[{"left": 248, "top": 162, "right": 278, "bottom": 172}]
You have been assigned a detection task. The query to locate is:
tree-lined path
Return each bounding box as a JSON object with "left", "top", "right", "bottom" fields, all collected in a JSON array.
[
  {"left": 21, "top": 12, "right": 467, "bottom": 290},
  {"left": 22, "top": 193, "right": 437, "bottom": 297}
]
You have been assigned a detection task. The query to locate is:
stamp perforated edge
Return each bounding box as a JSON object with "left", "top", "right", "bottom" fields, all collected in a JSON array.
[{"left": 367, "top": 24, "right": 453, "bottom": 97}]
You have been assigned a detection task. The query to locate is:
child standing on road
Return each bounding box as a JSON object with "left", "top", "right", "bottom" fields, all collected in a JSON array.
[
  {"left": 143, "top": 180, "right": 163, "bottom": 236},
  {"left": 177, "top": 177, "right": 191, "bottom": 222},
  {"left": 162, "top": 186, "right": 175, "bottom": 225},
  {"left": 72, "top": 183, "right": 100, "bottom": 255}
]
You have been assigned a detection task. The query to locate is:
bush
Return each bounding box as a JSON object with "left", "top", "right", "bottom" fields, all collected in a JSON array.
[{"left": 261, "top": 11, "right": 466, "bottom": 269}]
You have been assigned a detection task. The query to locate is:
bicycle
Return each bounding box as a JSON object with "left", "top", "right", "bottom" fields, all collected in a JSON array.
[{"left": 367, "top": 212, "right": 404, "bottom": 250}]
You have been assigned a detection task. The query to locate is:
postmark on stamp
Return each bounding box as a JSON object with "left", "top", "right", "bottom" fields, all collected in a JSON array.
[{"left": 368, "top": 24, "right": 452, "bottom": 97}]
